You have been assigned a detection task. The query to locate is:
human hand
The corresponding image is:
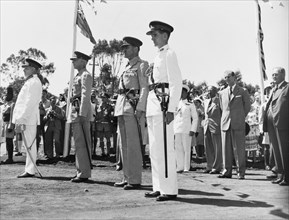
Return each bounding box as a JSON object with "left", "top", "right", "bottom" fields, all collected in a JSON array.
[
  {"left": 135, "top": 110, "right": 143, "bottom": 121},
  {"left": 166, "top": 112, "right": 174, "bottom": 125}
]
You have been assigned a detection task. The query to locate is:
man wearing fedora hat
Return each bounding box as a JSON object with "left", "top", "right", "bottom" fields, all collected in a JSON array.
[
  {"left": 145, "top": 21, "right": 182, "bottom": 201},
  {"left": 13, "top": 58, "right": 43, "bottom": 178},
  {"left": 68, "top": 51, "right": 93, "bottom": 183},
  {"left": 114, "top": 36, "right": 149, "bottom": 190}
]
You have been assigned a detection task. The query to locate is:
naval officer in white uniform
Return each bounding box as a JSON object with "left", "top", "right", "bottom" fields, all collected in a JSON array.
[{"left": 145, "top": 21, "right": 183, "bottom": 201}]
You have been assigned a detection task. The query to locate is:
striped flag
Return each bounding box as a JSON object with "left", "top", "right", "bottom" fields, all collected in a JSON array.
[
  {"left": 76, "top": 3, "right": 96, "bottom": 44},
  {"left": 256, "top": 1, "right": 268, "bottom": 80}
]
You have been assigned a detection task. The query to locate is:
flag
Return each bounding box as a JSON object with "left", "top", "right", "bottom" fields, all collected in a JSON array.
[
  {"left": 80, "top": 0, "right": 107, "bottom": 15},
  {"left": 76, "top": 3, "right": 96, "bottom": 44},
  {"left": 257, "top": 1, "right": 268, "bottom": 81}
]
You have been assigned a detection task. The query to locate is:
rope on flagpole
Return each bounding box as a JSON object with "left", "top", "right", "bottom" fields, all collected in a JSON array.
[{"left": 255, "top": 0, "right": 267, "bottom": 104}]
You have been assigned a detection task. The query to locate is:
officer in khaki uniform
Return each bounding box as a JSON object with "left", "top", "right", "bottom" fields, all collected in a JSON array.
[
  {"left": 114, "top": 37, "right": 149, "bottom": 190},
  {"left": 145, "top": 21, "right": 183, "bottom": 201},
  {"left": 68, "top": 51, "right": 93, "bottom": 183}
]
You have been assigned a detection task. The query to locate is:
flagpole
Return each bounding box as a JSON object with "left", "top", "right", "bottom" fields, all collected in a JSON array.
[
  {"left": 255, "top": 0, "right": 266, "bottom": 104},
  {"left": 63, "top": 0, "right": 78, "bottom": 157}
]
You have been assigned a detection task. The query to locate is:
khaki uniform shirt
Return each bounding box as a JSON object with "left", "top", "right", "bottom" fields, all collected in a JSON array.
[
  {"left": 114, "top": 56, "right": 149, "bottom": 116},
  {"left": 68, "top": 69, "right": 92, "bottom": 123}
]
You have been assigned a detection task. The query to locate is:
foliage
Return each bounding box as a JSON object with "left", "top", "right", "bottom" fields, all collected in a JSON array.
[
  {"left": 0, "top": 48, "right": 55, "bottom": 101},
  {"left": 92, "top": 39, "right": 123, "bottom": 96},
  {"left": 92, "top": 39, "right": 124, "bottom": 76},
  {"left": 94, "top": 63, "right": 119, "bottom": 96}
]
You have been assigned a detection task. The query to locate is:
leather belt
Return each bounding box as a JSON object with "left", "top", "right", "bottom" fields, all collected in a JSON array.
[
  {"left": 148, "top": 83, "right": 169, "bottom": 91},
  {"left": 118, "top": 89, "right": 139, "bottom": 95}
]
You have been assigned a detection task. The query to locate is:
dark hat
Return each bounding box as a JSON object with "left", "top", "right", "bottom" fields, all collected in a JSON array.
[
  {"left": 70, "top": 51, "right": 91, "bottom": 61},
  {"left": 121, "top": 37, "right": 143, "bottom": 48},
  {"left": 146, "top": 21, "right": 174, "bottom": 35},
  {"left": 100, "top": 92, "right": 110, "bottom": 99},
  {"left": 22, "top": 58, "right": 42, "bottom": 69}
]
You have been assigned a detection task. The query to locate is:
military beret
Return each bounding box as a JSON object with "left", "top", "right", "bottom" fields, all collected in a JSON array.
[
  {"left": 182, "top": 84, "right": 190, "bottom": 92},
  {"left": 121, "top": 37, "right": 143, "bottom": 48},
  {"left": 146, "top": 21, "right": 174, "bottom": 35},
  {"left": 22, "top": 58, "right": 42, "bottom": 69},
  {"left": 70, "top": 51, "right": 91, "bottom": 61}
]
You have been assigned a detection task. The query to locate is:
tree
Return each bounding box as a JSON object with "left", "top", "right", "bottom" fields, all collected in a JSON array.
[
  {"left": 0, "top": 48, "right": 55, "bottom": 100},
  {"left": 92, "top": 39, "right": 123, "bottom": 96},
  {"left": 92, "top": 39, "right": 123, "bottom": 76}
]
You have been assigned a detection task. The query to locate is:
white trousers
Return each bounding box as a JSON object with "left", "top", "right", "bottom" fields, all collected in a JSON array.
[
  {"left": 147, "top": 115, "right": 178, "bottom": 195},
  {"left": 23, "top": 125, "right": 37, "bottom": 175},
  {"left": 175, "top": 133, "right": 192, "bottom": 171}
]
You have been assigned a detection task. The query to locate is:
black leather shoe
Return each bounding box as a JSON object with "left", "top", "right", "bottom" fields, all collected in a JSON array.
[
  {"left": 279, "top": 180, "right": 289, "bottom": 186},
  {"left": 266, "top": 173, "right": 278, "bottom": 179},
  {"left": 189, "top": 167, "right": 197, "bottom": 171},
  {"left": 17, "top": 172, "right": 34, "bottom": 178},
  {"left": 272, "top": 178, "right": 283, "bottom": 184},
  {"left": 2, "top": 159, "right": 14, "bottom": 164},
  {"left": 218, "top": 174, "right": 232, "bottom": 178},
  {"left": 238, "top": 174, "right": 245, "bottom": 180},
  {"left": 114, "top": 181, "right": 127, "bottom": 187},
  {"left": 145, "top": 191, "right": 160, "bottom": 198},
  {"left": 71, "top": 177, "right": 88, "bottom": 183},
  {"left": 123, "top": 184, "right": 141, "bottom": 190},
  {"left": 156, "top": 194, "right": 177, "bottom": 201},
  {"left": 209, "top": 170, "right": 220, "bottom": 174}
]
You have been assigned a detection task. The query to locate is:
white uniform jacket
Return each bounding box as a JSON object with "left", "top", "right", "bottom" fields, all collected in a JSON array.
[
  {"left": 146, "top": 44, "right": 182, "bottom": 117},
  {"left": 12, "top": 75, "right": 42, "bottom": 125},
  {"left": 174, "top": 99, "right": 199, "bottom": 134}
]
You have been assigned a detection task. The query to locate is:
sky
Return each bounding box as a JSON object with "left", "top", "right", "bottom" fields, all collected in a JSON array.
[{"left": 1, "top": 0, "right": 288, "bottom": 95}]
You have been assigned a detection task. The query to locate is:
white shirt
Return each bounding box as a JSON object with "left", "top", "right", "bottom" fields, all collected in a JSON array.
[
  {"left": 12, "top": 75, "right": 42, "bottom": 125},
  {"left": 174, "top": 99, "right": 199, "bottom": 134},
  {"left": 146, "top": 44, "right": 183, "bottom": 116}
]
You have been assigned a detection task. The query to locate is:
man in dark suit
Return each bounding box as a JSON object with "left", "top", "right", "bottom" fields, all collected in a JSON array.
[
  {"left": 203, "top": 86, "right": 223, "bottom": 174},
  {"left": 218, "top": 70, "right": 251, "bottom": 179},
  {"left": 264, "top": 67, "right": 289, "bottom": 186}
]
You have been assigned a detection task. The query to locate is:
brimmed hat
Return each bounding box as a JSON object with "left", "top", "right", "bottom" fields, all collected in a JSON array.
[
  {"left": 70, "top": 51, "right": 91, "bottom": 61},
  {"left": 146, "top": 21, "right": 174, "bottom": 35},
  {"left": 22, "top": 58, "right": 42, "bottom": 69},
  {"left": 121, "top": 37, "right": 143, "bottom": 48}
]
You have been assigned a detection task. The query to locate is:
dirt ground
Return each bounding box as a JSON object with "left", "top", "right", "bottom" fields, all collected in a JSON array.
[{"left": 0, "top": 149, "right": 289, "bottom": 220}]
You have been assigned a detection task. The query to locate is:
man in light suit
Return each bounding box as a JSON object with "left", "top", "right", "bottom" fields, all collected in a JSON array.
[
  {"left": 114, "top": 37, "right": 149, "bottom": 190},
  {"left": 68, "top": 51, "right": 93, "bottom": 183},
  {"left": 145, "top": 21, "right": 182, "bottom": 201},
  {"left": 13, "top": 58, "right": 43, "bottom": 178},
  {"left": 174, "top": 84, "right": 198, "bottom": 173},
  {"left": 203, "top": 86, "right": 223, "bottom": 174},
  {"left": 218, "top": 70, "right": 251, "bottom": 179},
  {"left": 264, "top": 67, "right": 289, "bottom": 186}
]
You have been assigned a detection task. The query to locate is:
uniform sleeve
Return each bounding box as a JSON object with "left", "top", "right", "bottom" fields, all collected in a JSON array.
[
  {"left": 166, "top": 50, "right": 182, "bottom": 113},
  {"left": 190, "top": 103, "right": 199, "bottom": 132},
  {"left": 136, "top": 61, "right": 149, "bottom": 112},
  {"left": 79, "top": 72, "right": 92, "bottom": 117}
]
